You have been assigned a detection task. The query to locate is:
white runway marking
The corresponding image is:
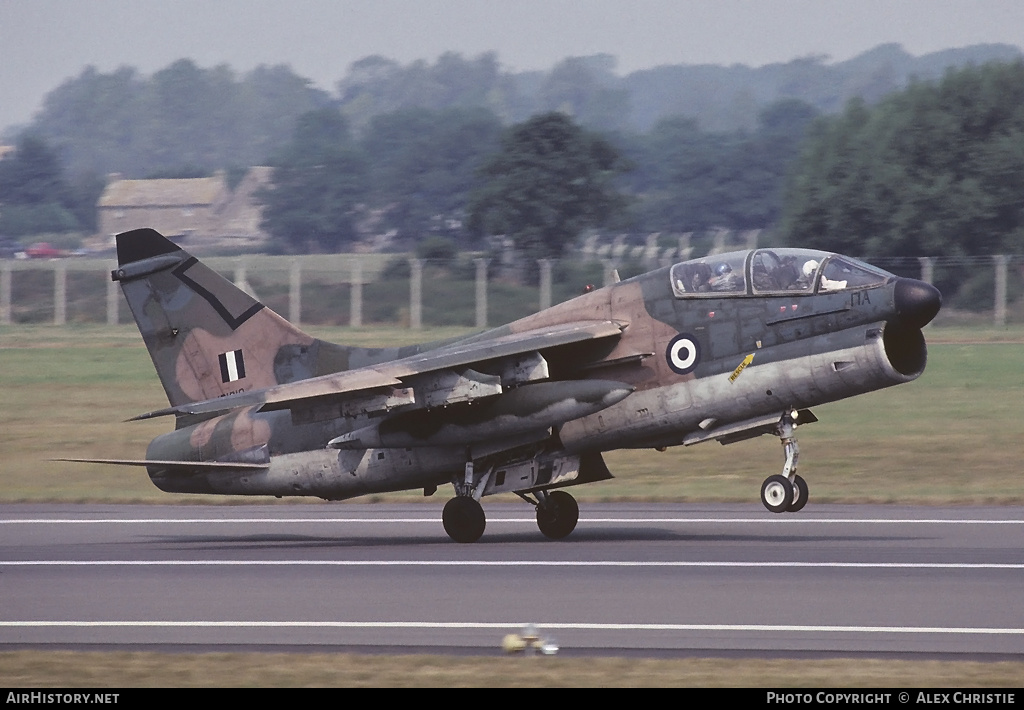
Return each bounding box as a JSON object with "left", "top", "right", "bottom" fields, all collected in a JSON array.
[
  {"left": 1, "top": 620, "right": 1022, "bottom": 636},
  {"left": 2, "top": 560, "right": 1023, "bottom": 570},
  {"left": 2, "top": 516, "right": 1024, "bottom": 525}
]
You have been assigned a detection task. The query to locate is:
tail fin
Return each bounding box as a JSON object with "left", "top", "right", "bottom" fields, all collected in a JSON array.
[{"left": 114, "top": 228, "right": 348, "bottom": 407}]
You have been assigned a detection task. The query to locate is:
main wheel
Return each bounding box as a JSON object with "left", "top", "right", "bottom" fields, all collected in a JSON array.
[
  {"left": 536, "top": 490, "right": 579, "bottom": 540},
  {"left": 788, "top": 474, "right": 809, "bottom": 512},
  {"left": 760, "top": 474, "right": 794, "bottom": 514},
  {"left": 442, "top": 496, "right": 486, "bottom": 543}
]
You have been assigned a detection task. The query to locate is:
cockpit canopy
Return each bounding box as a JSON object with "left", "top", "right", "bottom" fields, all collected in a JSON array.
[{"left": 670, "top": 248, "right": 892, "bottom": 298}]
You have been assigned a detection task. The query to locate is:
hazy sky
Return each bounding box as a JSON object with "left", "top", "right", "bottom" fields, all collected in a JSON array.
[{"left": 2, "top": 0, "right": 1024, "bottom": 132}]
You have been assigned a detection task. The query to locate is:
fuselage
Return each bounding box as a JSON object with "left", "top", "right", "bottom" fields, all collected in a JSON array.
[{"left": 145, "top": 247, "right": 940, "bottom": 500}]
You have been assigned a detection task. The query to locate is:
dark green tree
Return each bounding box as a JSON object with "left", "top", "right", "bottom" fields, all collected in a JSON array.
[
  {"left": 625, "top": 116, "right": 734, "bottom": 230},
  {"left": 243, "top": 64, "right": 333, "bottom": 162},
  {"left": 338, "top": 53, "right": 511, "bottom": 130},
  {"left": 781, "top": 61, "right": 1024, "bottom": 258},
  {"left": 467, "top": 112, "right": 631, "bottom": 259},
  {"left": 31, "top": 61, "right": 329, "bottom": 177},
  {"left": 257, "top": 109, "right": 369, "bottom": 253},
  {"left": 537, "top": 56, "right": 630, "bottom": 133},
  {"left": 0, "top": 134, "right": 81, "bottom": 236},
  {"left": 362, "top": 106, "right": 502, "bottom": 240},
  {"left": 623, "top": 98, "right": 818, "bottom": 233}
]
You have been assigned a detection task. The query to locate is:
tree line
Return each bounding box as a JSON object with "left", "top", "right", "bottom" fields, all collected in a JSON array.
[
  {"left": 255, "top": 100, "right": 816, "bottom": 257},
  {"left": 2, "top": 55, "right": 1023, "bottom": 273}
]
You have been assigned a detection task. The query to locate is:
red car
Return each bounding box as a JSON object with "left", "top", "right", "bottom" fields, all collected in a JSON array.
[{"left": 25, "top": 242, "right": 63, "bottom": 258}]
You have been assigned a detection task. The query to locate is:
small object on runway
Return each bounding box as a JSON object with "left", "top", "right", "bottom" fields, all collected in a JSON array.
[{"left": 502, "top": 624, "right": 559, "bottom": 655}]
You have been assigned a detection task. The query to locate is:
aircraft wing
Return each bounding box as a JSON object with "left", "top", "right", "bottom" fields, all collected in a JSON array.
[{"left": 131, "top": 320, "right": 627, "bottom": 421}]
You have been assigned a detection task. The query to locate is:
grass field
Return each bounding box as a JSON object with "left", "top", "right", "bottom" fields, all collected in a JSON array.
[
  {"left": 1, "top": 651, "right": 1023, "bottom": 688},
  {"left": 1, "top": 323, "right": 1022, "bottom": 504}
]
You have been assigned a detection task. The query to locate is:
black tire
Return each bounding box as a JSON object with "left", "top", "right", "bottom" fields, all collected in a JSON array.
[
  {"left": 442, "top": 496, "right": 486, "bottom": 543},
  {"left": 788, "top": 474, "right": 809, "bottom": 512},
  {"left": 536, "top": 490, "right": 579, "bottom": 540},
  {"left": 760, "top": 474, "right": 794, "bottom": 514}
]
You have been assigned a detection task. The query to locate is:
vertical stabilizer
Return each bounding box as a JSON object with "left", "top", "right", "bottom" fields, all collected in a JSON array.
[{"left": 113, "top": 228, "right": 344, "bottom": 407}]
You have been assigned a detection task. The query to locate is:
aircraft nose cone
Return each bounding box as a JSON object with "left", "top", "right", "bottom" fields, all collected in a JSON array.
[{"left": 893, "top": 278, "right": 941, "bottom": 328}]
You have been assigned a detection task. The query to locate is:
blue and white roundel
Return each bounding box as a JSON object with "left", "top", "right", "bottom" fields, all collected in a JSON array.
[{"left": 666, "top": 333, "right": 701, "bottom": 375}]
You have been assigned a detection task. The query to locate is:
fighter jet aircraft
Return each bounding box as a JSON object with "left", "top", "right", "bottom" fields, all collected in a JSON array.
[{"left": 66, "top": 228, "right": 941, "bottom": 542}]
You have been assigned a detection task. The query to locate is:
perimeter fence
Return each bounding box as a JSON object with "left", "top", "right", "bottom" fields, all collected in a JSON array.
[{"left": 1, "top": 251, "right": 1021, "bottom": 328}]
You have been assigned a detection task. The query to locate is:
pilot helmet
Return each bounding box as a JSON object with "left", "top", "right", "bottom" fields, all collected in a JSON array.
[
  {"left": 802, "top": 260, "right": 819, "bottom": 277},
  {"left": 715, "top": 263, "right": 732, "bottom": 276}
]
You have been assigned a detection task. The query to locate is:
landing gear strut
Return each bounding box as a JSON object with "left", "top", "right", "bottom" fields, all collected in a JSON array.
[{"left": 760, "top": 410, "right": 810, "bottom": 514}]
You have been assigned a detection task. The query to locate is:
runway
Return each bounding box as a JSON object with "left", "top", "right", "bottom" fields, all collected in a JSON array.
[{"left": 2, "top": 502, "right": 1023, "bottom": 658}]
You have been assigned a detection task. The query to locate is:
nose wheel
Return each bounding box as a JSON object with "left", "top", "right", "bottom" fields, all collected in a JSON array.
[
  {"left": 761, "top": 473, "right": 809, "bottom": 513},
  {"left": 789, "top": 474, "right": 809, "bottom": 512},
  {"left": 761, "top": 474, "right": 793, "bottom": 512},
  {"left": 760, "top": 411, "right": 810, "bottom": 513}
]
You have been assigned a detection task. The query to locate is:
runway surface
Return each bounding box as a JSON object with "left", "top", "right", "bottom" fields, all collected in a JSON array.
[{"left": 2, "top": 502, "right": 1023, "bottom": 658}]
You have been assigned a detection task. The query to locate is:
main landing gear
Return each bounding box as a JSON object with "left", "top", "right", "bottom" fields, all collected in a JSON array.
[
  {"left": 442, "top": 496, "right": 486, "bottom": 543},
  {"left": 442, "top": 462, "right": 581, "bottom": 542},
  {"left": 759, "top": 410, "right": 809, "bottom": 514},
  {"left": 443, "top": 461, "right": 489, "bottom": 543},
  {"left": 533, "top": 490, "right": 579, "bottom": 540}
]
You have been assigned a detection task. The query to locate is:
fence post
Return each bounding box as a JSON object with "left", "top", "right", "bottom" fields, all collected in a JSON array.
[
  {"left": 677, "top": 233, "right": 693, "bottom": 262},
  {"left": 603, "top": 260, "right": 618, "bottom": 288},
  {"left": 106, "top": 271, "right": 119, "bottom": 325},
  {"left": 54, "top": 263, "right": 67, "bottom": 326},
  {"left": 350, "top": 259, "right": 363, "bottom": 328},
  {"left": 475, "top": 258, "right": 489, "bottom": 329},
  {"left": 1, "top": 262, "right": 11, "bottom": 325},
  {"left": 538, "top": 259, "right": 552, "bottom": 312},
  {"left": 409, "top": 258, "right": 422, "bottom": 329},
  {"left": 644, "top": 234, "right": 659, "bottom": 269},
  {"left": 710, "top": 228, "right": 728, "bottom": 254},
  {"left": 234, "top": 259, "right": 255, "bottom": 298},
  {"left": 994, "top": 255, "right": 1008, "bottom": 327},
  {"left": 289, "top": 259, "right": 301, "bottom": 326},
  {"left": 744, "top": 229, "right": 761, "bottom": 250},
  {"left": 917, "top": 256, "right": 934, "bottom": 284}
]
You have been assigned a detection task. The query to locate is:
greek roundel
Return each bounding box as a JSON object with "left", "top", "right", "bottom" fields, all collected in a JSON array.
[{"left": 666, "top": 334, "right": 700, "bottom": 375}]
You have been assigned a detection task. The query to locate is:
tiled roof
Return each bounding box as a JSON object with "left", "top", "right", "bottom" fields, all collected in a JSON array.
[{"left": 98, "top": 176, "right": 226, "bottom": 208}]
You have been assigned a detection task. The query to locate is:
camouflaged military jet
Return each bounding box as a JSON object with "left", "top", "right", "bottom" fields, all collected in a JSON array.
[{"left": 68, "top": 228, "right": 940, "bottom": 543}]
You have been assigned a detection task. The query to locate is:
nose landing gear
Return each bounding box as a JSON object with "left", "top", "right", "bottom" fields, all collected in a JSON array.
[{"left": 760, "top": 410, "right": 809, "bottom": 514}]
